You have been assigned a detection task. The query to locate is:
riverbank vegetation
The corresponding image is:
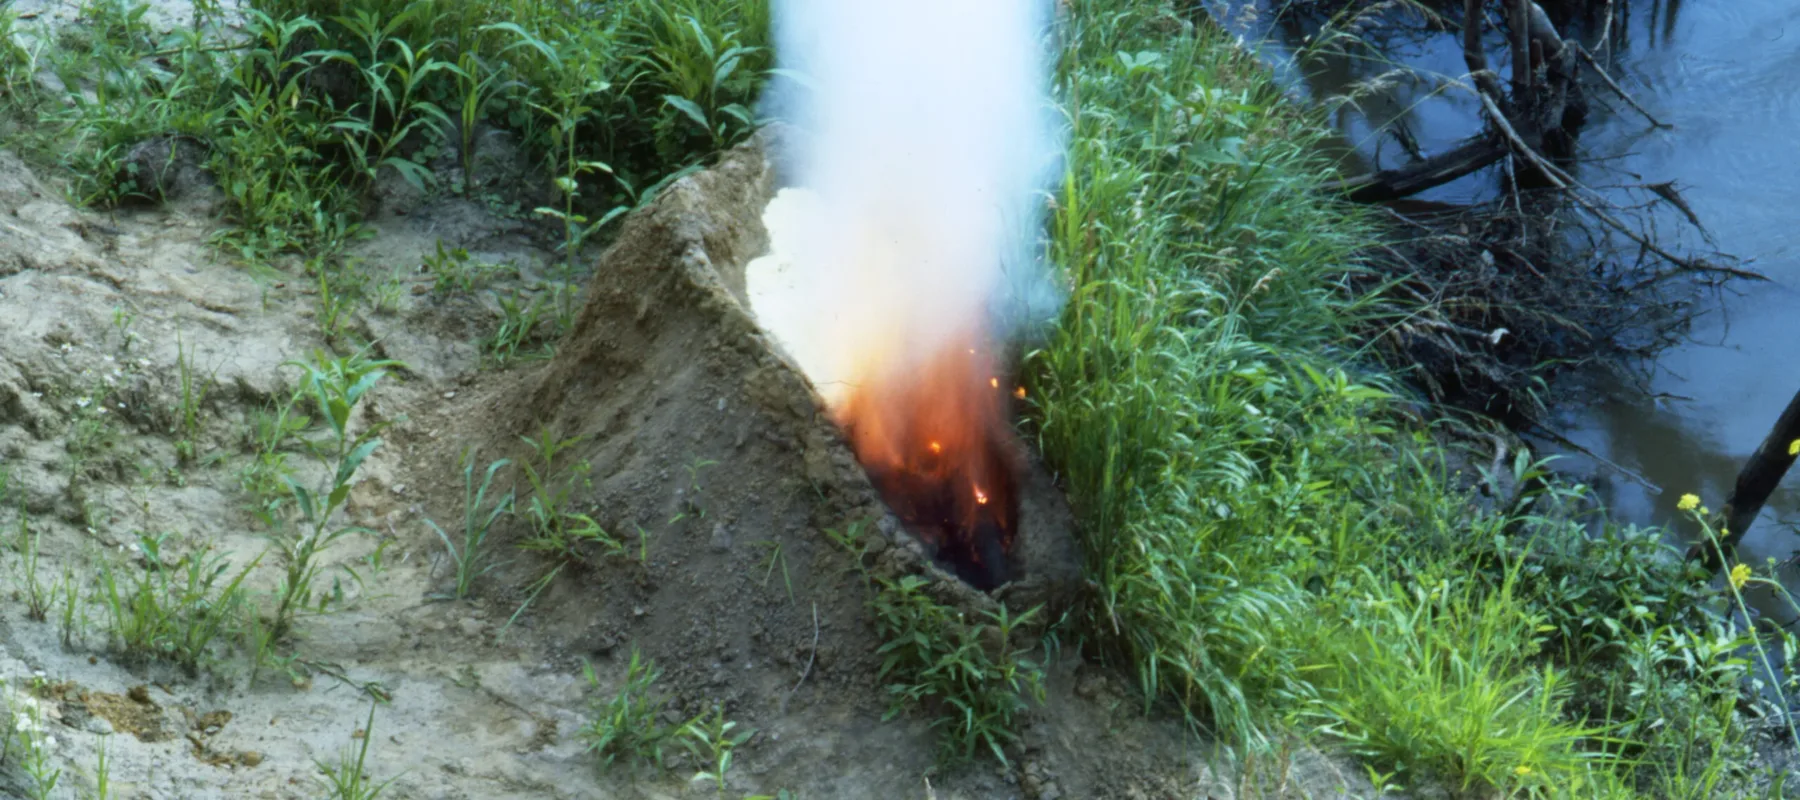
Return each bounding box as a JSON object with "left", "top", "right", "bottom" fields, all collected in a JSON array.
[{"left": 1, "top": 0, "right": 1789, "bottom": 796}]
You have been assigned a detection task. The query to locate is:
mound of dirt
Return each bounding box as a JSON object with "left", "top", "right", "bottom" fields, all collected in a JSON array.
[{"left": 413, "top": 135, "right": 1272, "bottom": 797}]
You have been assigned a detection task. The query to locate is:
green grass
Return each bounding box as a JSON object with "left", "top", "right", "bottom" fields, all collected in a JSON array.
[
  {"left": 580, "top": 647, "right": 682, "bottom": 771},
  {"left": 1, "top": 0, "right": 770, "bottom": 266},
  {"left": 1028, "top": 2, "right": 1763, "bottom": 795},
  {"left": 426, "top": 449, "right": 514, "bottom": 600}
]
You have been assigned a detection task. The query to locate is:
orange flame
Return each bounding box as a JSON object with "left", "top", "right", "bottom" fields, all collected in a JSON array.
[{"left": 831, "top": 328, "right": 1020, "bottom": 587}]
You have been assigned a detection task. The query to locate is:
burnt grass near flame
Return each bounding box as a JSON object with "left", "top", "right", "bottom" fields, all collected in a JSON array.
[{"left": 0, "top": 0, "right": 1791, "bottom": 797}]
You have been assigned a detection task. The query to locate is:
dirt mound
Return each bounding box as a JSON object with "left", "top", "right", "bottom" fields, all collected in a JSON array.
[{"left": 418, "top": 135, "right": 1206, "bottom": 796}]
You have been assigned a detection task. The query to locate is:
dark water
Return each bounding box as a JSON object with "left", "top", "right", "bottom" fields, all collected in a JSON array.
[{"left": 1225, "top": 0, "right": 1800, "bottom": 592}]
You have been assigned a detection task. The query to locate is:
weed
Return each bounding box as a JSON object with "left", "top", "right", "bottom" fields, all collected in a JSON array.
[
  {"left": 754, "top": 539, "right": 793, "bottom": 602},
  {"left": 312, "top": 257, "right": 371, "bottom": 343},
  {"left": 484, "top": 289, "right": 555, "bottom": 366},
  {"left": 515, "top": 426, "right": 619, "bottom": 562},
  {"left": 422, "top": 241, "right": 507, "bottom": 295},
  {"left": 449, "top": 50, "right": 511, "bottom": 192},
  {"left": 318, "top": 5, "right": 453, "bottom": 192},
  {"left": 14, "top": 512, "right": 53, "bottom": 621},
  {"left": 58, "top": 564, "right": 84, "bottom": 649},
  {"left": 93, "top": 734, "right": 112, "bottom": 799},
  {"left": 240, "top": 389, "right": 311, "bottom": 517},
  {"left": 581, "top": 647, "right": 680, "bottom": 770},
  {"left": 680, "top": 704, "right": 755, "bottom": 797},
  {"left": 426, "top": 449, "right": 514, "bottom": 600},
  {"left": 97, "top": 531, "right": 259, "bottom": 671},
  {"left": 174, "top": 331, "right": 221, "bottom": 464},
  {"left": 2, "top": 680, "right": 64, "bottom": 800},
  {"left": 670, "top": 455, "right": 717, "bottom": 524},
  {"left": 110, "top": 304, "right": 138, "bottom": 351},
  {"left": 265, "top": 349, "right": 401, "bottom": 639},
  {"left": 315, "top": 699, "right": 397, "bottom": 800}
]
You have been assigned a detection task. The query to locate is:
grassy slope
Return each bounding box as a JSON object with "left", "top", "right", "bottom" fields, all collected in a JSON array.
[{"left": 1030, "top": 2, "right": 1771, "bottom": 797}]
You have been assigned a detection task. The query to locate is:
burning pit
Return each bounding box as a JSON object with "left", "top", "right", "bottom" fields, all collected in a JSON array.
[
  {"left": 744, "top": 0, "right": 1063, "bottom": 590},
  {"left": 746, "top": 186, "right": 1036, "bottom": 589}
]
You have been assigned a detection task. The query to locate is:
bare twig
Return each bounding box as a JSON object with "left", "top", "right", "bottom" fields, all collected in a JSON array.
[
  {"left": 1523, "top": 424, "right": 1664, "bottom": 495},
  {"left": 1575, "top": 44, "right": 1669, "bottom": 129},
  {"left": 1462, "top": 0, "right": 1506, "bottom": 101},
  {"left": 780, "top": 602, "right": 820, "bottom": 713},
  {"left": 1474, "top": 91, "right": 1767, "bottom": 283}
]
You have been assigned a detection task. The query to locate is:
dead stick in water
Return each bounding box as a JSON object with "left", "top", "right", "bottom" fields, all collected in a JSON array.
[
  {"left": 1575, "top": 44, "right": 1669, "bottom": 129},
  {"left": 1473, "top": 90, "right": 1768, "bottom": 283},
  {"left": 1463, "top": 0, "right": 1507, "bottom": 102},
  {"left": 1687, "top": 385, "right": 1800, "bottom": 573},
  {"left": 1506, "top": 0, "right": 1532, "bottom": 95}
]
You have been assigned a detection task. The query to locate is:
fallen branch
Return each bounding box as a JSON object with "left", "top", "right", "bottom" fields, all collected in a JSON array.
[
  {"left": 1575, "top": 44, "right": 1669, "bottom": 129},
  {"left": 1687, "top": 385, "right": 1800, "bottom": 573},
  {"left": 1474, "top": 91, "right": 1767, "bottom": 283},
  {"left": 1331, "top": 134, "right": 1507, "bottom": 202}
]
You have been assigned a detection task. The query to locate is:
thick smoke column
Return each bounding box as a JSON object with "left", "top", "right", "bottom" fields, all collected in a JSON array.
[{"left": 748, "top": 0, "right": 1063, "bottom": 406}]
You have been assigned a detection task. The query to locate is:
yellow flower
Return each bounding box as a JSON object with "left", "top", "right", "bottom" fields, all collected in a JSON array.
[
  {"left": 1790, "top": 439, "right": 1800, "bottom": 457},
  {"left": 1730, "top": 563, "right": 1751, "bottom": 590},
  {"left": 1677, "top": 493, "right": 1700, "bottom": 512},
  {"left": 1514, "top": 765, "right": 1533, "bottom": 777}
]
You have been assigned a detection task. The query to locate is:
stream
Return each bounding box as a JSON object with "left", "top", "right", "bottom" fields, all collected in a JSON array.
[{"left": 1223, "top": 0, "right": 1800, "bottom": 600}]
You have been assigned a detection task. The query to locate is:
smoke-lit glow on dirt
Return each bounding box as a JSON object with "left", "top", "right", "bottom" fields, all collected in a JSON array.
[{"left": 746, "top": 0, "right": 1060, "bottom": 588}]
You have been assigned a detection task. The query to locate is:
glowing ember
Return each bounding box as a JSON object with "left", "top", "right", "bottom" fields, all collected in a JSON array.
[{"left": 828, "top": 331, "right": 1023, "bottom": 589}]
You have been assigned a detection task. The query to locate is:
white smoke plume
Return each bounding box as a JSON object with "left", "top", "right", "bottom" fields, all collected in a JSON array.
[{"left": 746, "top": 0, "right": 1064, "bottom": 407}]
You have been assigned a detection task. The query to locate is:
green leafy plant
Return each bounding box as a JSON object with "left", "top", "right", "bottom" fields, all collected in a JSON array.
[
  {"left": 680, "top": 704, "right": 755, "bottom": 797},
  {"left": 265, "top": 350, "right": 401, "bottom": 640},
  {"left": 1, "top": 682, "right": 63, "bottom": 800},
  {"left": 97, "top": 532, "right": 260, "bottom": 671},
  {"left": 484, "top": 289, "right": 555, "bottom": 366},
  {"left": 315, "top": 699, "right": 398, "bottom": 800},
  {"left": 14, "top": 512, "right": 54, "bottom": 622},
  {"left": 174, "top": 331, "right": 221, "bottom": 463},
  {"left": 426, "top": 449, "right": 513, "bottom": 600},
  {"left": 515, "top": 426, "right": 619, "bottom": 561},
  {"left": 317, "top": 5, "right": 454, "bottom": 192},
  {"left": 868, "top": 574, "right": 1044, "bottom": 765},
  {"left": 580, "top": 647, "right": 680, "bottom": 770}
]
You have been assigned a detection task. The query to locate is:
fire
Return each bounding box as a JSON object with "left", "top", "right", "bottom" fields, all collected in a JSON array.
[{"left": 831, "top": 329, "right": 1022, "bottom": 589}]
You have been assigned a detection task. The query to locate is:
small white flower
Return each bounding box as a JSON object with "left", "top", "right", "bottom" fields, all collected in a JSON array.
[
  {"left": 59, "top": 343, "right": 71, "bottom": 352},
  {"left": 75, "top": 398, "right": 91, "bottom": 408},
  {"left": 136, "top": 358, "right": 150, "bottom": 368},
  {"left": 97, "top": 407, "right": 107, "bottom": 415}
]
